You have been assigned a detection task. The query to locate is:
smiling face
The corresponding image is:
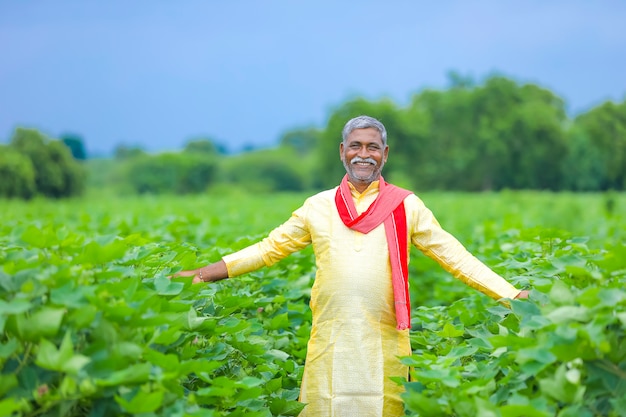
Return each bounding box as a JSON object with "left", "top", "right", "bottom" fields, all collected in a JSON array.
[{"left": 340, "top": 127, "right": 389, "bottom": 192}]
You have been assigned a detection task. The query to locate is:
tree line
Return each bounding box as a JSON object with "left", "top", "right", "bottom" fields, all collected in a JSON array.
[
  {"left": 2, "top": 75, "right": 625, "bottom": 198},
  {"left": 316, "top": 76, "right": 626, "bottom": 192}
]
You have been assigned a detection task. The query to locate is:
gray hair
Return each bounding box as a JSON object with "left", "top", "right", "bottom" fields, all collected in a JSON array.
[{"left": 341, "top": 115, "right": 387, "bottom": 146}]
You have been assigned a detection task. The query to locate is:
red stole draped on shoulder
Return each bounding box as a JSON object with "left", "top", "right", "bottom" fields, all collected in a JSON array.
[{"left": 334, "top": 175, "right": 413, "bottom": 330}]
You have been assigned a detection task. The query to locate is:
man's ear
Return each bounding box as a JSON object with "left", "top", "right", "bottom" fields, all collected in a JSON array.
[{"left": 339, "top": 142, "right": 344, "bottom": 160}]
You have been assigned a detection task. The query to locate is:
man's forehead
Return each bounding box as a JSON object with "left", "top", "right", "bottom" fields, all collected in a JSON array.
[{"left": 346, "top": 128, "right": 383, "bottom": 142}]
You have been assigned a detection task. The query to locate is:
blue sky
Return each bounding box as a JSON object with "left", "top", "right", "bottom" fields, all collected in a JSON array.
[{"left": 1, "top": 1, "right": 625, "bottom": 156}]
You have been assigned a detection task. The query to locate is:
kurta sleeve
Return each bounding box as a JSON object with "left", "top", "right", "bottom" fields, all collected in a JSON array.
[
  {"left": 408, "top": 196, "right": 521, "bottom": 301},
  {"left": 222, "top": 202, "right": 312, "bottom": 278}
]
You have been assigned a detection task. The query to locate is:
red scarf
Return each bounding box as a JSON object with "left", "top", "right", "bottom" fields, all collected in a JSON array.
[{"left": 334, "top": 175, "right": 412, "bottom": 330}]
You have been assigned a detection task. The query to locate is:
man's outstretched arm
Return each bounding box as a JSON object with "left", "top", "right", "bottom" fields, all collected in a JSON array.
[{"left": 174, "top": 260, "right": 229, "bottom": 284}]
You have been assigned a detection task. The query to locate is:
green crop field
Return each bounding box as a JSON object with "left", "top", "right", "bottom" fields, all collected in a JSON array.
[{"left": 1, "top": 191, "right": 625, "bottom": 416}]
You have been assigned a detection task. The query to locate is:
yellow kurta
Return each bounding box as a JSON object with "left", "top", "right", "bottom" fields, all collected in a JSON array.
[{"left": 222, "top": 182, "right": 520, "bottom": 417}]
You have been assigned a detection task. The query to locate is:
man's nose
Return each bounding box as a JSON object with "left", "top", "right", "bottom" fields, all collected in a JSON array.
[{"left": 357, "top": 146, "right": 369, "bottom": 158}]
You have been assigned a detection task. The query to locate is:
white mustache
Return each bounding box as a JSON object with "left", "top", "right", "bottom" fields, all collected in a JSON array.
[{"left": 351, "top": 157, "right": 377, "bottom": 166}]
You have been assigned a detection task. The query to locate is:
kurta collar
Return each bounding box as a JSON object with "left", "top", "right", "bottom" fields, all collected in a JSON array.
[{"left": 347, "top": 180, "right": 380, "bottom": 199}]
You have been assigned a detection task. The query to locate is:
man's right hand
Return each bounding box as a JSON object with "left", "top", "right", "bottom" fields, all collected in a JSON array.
[
  {"left": 173, "top": 269, "right": 204, "bottom": 284},
  {"left": 171, "top": 260, "right": 229, "bottom": 284}
]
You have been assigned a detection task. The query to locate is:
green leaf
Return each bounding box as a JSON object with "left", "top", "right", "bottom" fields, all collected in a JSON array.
[
  {"left": 474, "top": 397, "right": 499, "bottom": 417},
  {"left": 500, "top": 404, "right": 551, "bottom": 417},
  {"left": 64, "top": 354, "right": 91, "bottom": 375},
  {"left": 35, "top": 339, "right": 62, "bottom": 370},
  {"left": 50, "top": 283, "right": 91, "bottom": 308},
  {"left": 66, "top": 304, "right": 98, "bottom": 329},
  {"left": 557, "top": 405, "right": 594, "bottom": 417},
  {"left": 35, "top": 333, "right": 90, "bottom": 374},
  {"left": 516, "top": 347, "right": 557, "bottom": 365},
  {"left": 265, "top": 377, "right": 282, "bottom": 393},
  {"left": 0, "top": 374, "right": 18, "bottom": 396},
  {"left": 270, "top": 397, "right": 306, "bottom": 416},
  {"left": 437, "top": 322, "right": 464, "bottom": 338},
  {"left": 0, "top": 397, "right": 27, "bottom": 415},
  {"left": 549, "top": 280, "right": 576, "bottom": 305},
  {"left": 177, "top": 359, "right": 222, "bottom": 376},
  {"left": 446, "top": 345, "right": 478, "bottom": 358},
  {"left": 538, "top": 364, "right": 586, "bottom": 404},
  {"left": 551, "top": 253, "right": 587, "bottom": 271},
  {"left": 154, "top": 275, "right": 184, "bottom": 296},
  {"left": 238, "top": 376, "right": 264, "bottom": 388},
  {"left": 0, "top": 339, "right": 19, "bottom": 359},
  {"left": 215, "top": 316, "right": 248, "bottom": 334},
  {"left": 609, "top": 395, "right": 626, "bottom": 417},
  {"left": 95, "top": 363, "right": 152, "bottom": 386},
  {"left": 576, "top": 287, "right": 602, "bottom": 308},
  {"left": 116, "top": 388, "right": 164, "bottom": 413},
  {"left": 597, "top": 288, "right": 626, "bottom": 305},
  {"left": 16, "top": 307, "right": 65, "bottom": 341},
  {"left": 546, "top": 306, "right": 590, "bottom": 324},
  {"left": 269, "top": 312, "right": 289, "bottom": 330},
  {"left": 150, "top": 326, "right": 183, "bottom": 345},
  {"left": 77, "top": 239, "right": 128, "bottom": 264},
  {"left": 402, "top": 391, "right": 447, "bottom": 417},
  {"left": 196, "top": 376, "right": 237, "bottom": 397},
  {"left": 20, "top": 224, "right": 57, "bottom": 248},
  {"left": 468, "top": 336, "right": 493, "bottom": 350},
  {"left": 0, "top": 299, "right": 32, "bottom": 315},
  {"left": 264, "top": 349, "right": 290, "bottom": 362},
  {"left": 463, "top": 378, "right": 495, "bottom": 395},
  {"left": 414, "top": 368, "right": 460, "bottom": 388},
  {"left": 184, "top": 307, "right": 207, "bottom": 330},
  {"left": 143, "top": 349, "right": 180, "bottom": 373},
  {"left": 511, "top": 299, "right": 541, "bottom": 318},
  {"left": 113, "top": 341, "right": 143, "bottom": 359},
  {"left": 235, "top": 386, "right": 263, "bottom": 403},
  {"left": 515, "top": 346, "right": 557, "bottom": 375}
]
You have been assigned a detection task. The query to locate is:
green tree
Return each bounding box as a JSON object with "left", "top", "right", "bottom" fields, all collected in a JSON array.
[
  {"left": 0, "top": 145, "right": 36, "bottom": 198},
  {"left": 561, "top": 126, "right": 606, "bottom": 191},
  {"left": 60, "top": 134, "right": 87, "bottom": 160},
  {"left": 10, "top": 128, "right": 85, "bottom": 198},
  {"left": 467, "top": 77, "right": 566, "bottom": 190},
  {"left": 183, "top": 137, "right": 226, "bottom": 155},
  {"left": 408, "top": 76, "right": 567, "bottom": 190},
  {"left": 408, "top": 86, "right": 477, "bottom": 189},
  {"left": 574, "top": 100, "right": 626, "bottom": 190},
  {"left": 279, "top": 127, "right": 321, "bottom": 156}
]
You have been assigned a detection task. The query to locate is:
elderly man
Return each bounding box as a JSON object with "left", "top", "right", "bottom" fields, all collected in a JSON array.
[{"left": 176, "top": 115, "right": 529, "bottom": 416}]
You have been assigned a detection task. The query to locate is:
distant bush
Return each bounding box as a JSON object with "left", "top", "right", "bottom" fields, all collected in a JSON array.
[
  {"left": 0, "top": 146, "right": 37, "bottom": 199},
  {"left": 1, "top": 128, "right": 85, "bottom": 199},
  {"left": 125, "top": 152, "right": 218, "bottom": 194},
  {"left": 220, "top": 148, "right": 311, "bottom": 192},
  {"left": 183, "top": 138, "right": 227, "bottom": 155}
]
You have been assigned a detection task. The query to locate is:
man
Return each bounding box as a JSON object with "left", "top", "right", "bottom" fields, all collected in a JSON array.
[{"left": 176, "top": 115, "right": 529, "bottom": 416}]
